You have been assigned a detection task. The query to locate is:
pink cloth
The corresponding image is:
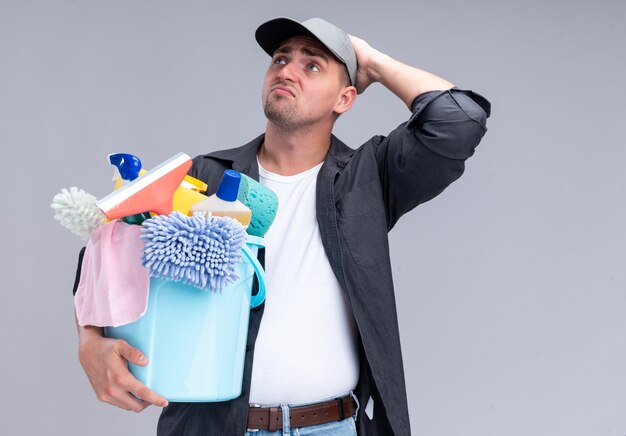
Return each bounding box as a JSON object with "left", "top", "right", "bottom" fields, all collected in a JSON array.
[{"left": 75, "top": 220, "right": 150, "bottom": 327}]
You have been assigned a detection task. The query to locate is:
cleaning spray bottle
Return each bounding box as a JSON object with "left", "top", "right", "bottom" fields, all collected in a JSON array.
[
  {"left": 190, "top": 169, "right": 252, "bottom": 228},
  {"left": 109, "top": 153, "right": 152, "bottom": 225}
]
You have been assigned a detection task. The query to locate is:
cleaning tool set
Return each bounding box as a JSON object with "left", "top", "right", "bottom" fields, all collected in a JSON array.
[
  {"left": 141, "top": 211, "right": 247, "bottom": 292},
  {"left": 237, "top": 173, "right": 278, "bottom": 237},
  {"left": 190, "top": 170, "right": 253, "bottom": 228},
  {"left": 105, "top": 234, "right": 266, "bottom": 401},
  {"left": 108, "top": 153, "right": 152, "bottom": 225},
  {"left": 110, "top": 157, "right": 210, "bottom": 217},
  {"left": 74, "top": 221, "right": 150, "bottom": 327},
  {"left": 52, "top": 151, "right": 278, "bottom": 402},
  {"left": 51, "top": 187, "right": 105, "bottom": 240},
  {"left": 96, "top": 152, "right": 192, "bottom": 219}
]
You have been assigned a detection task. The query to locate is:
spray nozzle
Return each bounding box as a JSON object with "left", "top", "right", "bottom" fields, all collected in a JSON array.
[{"left": 108, "top": 153, "right": 142, "bottom": 181}]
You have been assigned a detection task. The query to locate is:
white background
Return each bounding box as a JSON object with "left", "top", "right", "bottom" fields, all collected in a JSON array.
[{"left": 1, "top": 0, "right": 625, "bottom": 434}]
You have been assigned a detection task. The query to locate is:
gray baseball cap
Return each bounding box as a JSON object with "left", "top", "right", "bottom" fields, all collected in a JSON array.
[{"left": 255, "top": 17, "right": 357, "bottom": 86}]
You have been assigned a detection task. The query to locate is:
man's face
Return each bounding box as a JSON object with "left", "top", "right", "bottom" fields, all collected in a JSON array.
[{"left": 262, "top": 36, "right": 350, "bottom": 131}]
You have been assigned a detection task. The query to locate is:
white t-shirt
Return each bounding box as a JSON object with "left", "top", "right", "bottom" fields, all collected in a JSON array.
[{"left": 248, "top": 160, "right": 360, "bottom": 405}]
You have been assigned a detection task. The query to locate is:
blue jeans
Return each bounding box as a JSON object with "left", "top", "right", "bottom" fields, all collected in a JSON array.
[
  {"left": 244, "top": 393, "right": 359, "bottom": 436},
  {"left": 244, "top": 416, "right": 357, "bottom": 436}
]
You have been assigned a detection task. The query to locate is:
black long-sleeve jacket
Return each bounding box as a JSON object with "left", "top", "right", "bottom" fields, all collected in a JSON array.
[{"left": 76, "top": 88, "right": 490, "bottom": 435}]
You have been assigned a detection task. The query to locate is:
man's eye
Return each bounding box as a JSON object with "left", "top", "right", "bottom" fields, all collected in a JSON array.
[
  {"left": 307, "top": 64, "right": 320, "bottom": 72},
  {"left": 274, "top": 57, "right": 286, "bottom": 65}
]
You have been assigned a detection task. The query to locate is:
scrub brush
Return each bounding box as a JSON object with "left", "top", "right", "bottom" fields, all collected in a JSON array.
[
  {"left": 140, "top": 211, "right": 247, "bottom": 292},
  {"left": 51, "top": 187, "right": 106, "bottom": 240}
]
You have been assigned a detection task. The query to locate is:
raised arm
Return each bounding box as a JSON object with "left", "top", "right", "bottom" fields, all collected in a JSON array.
[
  {"left": 349, "top": 35, "right": 491, "bottom": 228},
  {"left": 349, "top": 35, "right": 454, "bottom": 107}
]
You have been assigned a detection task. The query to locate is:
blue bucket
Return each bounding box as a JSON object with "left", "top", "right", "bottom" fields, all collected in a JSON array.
[{"left": 104, "top": 235, "right": 265, "bottom": 402}]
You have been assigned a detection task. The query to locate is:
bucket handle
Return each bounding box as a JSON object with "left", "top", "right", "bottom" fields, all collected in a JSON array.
[{"left": 241, "top": 241, "right": 266, "bottom": 309}]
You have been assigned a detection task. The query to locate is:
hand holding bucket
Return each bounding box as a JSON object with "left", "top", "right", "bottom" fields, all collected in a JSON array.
[{"left": 105, "top": 235, "right": 267, "bottom": 402}]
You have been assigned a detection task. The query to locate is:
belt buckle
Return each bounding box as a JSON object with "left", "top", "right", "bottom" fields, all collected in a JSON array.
[{"left": 247, "top": 404, "right": 261, "bottom": 432}]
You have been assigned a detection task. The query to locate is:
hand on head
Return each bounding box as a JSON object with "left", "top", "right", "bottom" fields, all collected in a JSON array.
[{"left": 349, "top": 35, "right": 387, "bottom": 94}]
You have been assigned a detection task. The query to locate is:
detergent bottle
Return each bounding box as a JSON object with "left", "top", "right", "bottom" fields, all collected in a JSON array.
[
  {"left": 190, "top": 170, "right": 252, "bottom": 228},
  {"left": 108, "top": 153, "right": 152, "bottom": 225}
]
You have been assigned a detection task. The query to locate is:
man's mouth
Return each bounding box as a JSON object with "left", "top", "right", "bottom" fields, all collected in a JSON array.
[{"left": 272, "top": 85, "right": 295, "bottom": 97}]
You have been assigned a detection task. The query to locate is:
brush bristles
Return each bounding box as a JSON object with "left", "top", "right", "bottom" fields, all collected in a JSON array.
[
  {"left": 51, "top": 187, "right": 105, "bottom": 240},
  {"left": 140, "top": 211, "right": 247, "bottom": 292}
]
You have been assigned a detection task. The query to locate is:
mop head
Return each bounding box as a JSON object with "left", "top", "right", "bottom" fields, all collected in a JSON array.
[
  {"left": 140, "top": 211, "right": 247, "bottom": 292},
  {"left": 51, "top": 187, "right": 106, "bottom": 240}
]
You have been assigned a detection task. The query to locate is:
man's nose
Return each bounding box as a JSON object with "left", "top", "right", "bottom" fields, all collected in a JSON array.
[{"left": 277, "top": 61, "right": 298, "bottom": 82}]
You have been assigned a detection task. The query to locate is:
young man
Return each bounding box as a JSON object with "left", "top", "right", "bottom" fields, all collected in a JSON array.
[{"left": 76, "top": 17, "right": 490, "bottom": 435}]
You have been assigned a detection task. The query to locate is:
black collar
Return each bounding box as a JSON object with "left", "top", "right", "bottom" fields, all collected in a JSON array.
[{"left": 206, "top": 133, "right": 354, "bottom": 181}]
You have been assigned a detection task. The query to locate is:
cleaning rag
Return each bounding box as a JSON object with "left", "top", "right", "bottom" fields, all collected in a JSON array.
[{"left": 75, "top": 220, "right": 150, "bottom": 327}]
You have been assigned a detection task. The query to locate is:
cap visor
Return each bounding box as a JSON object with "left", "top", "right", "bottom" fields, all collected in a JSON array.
[{"left": 255, "top": 17, "right": 319, "bottom": 56}]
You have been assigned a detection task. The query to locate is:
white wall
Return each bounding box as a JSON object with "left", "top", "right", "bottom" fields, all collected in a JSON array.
[{"left": 1, "top": 0, "right": 624, "bottom": 434}]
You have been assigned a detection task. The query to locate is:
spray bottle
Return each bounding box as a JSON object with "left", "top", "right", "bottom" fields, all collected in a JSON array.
[
  {"left": 109, "top": 153, "right": 152, "bottom": 225},
  {"left": 190, "top": 170, "right": 252, "bottom": 228}
]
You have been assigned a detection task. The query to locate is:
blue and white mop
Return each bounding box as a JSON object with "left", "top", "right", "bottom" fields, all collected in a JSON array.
[{"left": 140, "top": 211, "right": 247, "bottom": 292}]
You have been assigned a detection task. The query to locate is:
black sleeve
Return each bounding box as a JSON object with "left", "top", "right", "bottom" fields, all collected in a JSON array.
[
  {"left": 72, "top": 246, "right": 86, "bottom": 296},
  {"left": 373, "top": 88, "right": 491, "bottom": 228}
]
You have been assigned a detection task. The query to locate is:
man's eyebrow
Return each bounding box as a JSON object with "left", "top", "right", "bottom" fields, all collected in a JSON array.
[
  {"left": 273, "top": 45, "right": 330, "bottom": 63},
  {"left": 301, "top": 47, "right": 330, "bottom": 63}
]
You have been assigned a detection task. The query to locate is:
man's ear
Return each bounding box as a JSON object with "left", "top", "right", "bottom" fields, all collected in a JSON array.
[{"left": 334, "top": 86, "right": 357, "bottom": 115}]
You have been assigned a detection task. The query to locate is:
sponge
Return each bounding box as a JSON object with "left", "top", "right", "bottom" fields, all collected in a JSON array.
[{"left": 237, "top": 174, "right": 278, "bottom": 237}]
